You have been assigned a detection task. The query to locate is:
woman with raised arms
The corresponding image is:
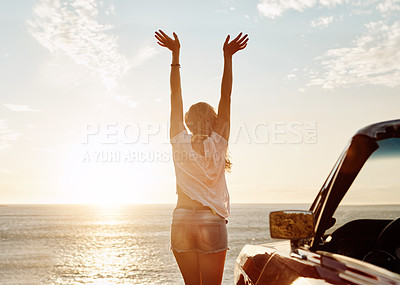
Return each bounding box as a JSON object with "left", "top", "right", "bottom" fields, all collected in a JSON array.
[{"left": 155, "top": 30, "right": 248, "bottom": 285}]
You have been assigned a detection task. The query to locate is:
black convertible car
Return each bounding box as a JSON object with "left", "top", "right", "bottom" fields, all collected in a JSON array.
[{"left": 235, "top": 119, "right": 400, "bottom": 285}]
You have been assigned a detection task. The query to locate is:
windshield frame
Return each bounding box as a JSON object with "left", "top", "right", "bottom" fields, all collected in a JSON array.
[
  {"left": 309, "top": 119, "right": 400, "bottom": 249},
  {"left": 310, "top": 134, "right": 379, "bottom": 248}
]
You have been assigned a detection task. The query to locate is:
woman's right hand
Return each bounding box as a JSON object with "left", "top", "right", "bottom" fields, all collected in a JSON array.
[{"left": 155, "top": 30, "right": 180, "bottom": 53}]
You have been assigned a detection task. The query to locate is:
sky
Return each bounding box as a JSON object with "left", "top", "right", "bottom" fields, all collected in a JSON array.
[{"left": 0, "top": 0, "right": 399, "bottom": 205}]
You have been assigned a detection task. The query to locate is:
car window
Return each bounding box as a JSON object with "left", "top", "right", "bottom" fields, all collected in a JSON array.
[{"left": 329, "top": 137, "right": 400, "bottom": 232}]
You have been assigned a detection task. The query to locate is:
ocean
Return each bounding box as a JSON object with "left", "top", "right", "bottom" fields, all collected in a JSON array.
[{"left": 1, "top": 204, "right": 399, "bottom": 284}]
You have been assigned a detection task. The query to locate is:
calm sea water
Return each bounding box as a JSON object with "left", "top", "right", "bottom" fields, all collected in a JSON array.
[{"left": 0, "top": 204, "right": 399, "bottom": 284}]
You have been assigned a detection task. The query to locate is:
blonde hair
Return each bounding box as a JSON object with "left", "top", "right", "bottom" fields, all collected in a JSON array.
[{"left": 185, "top": 102, "right": 232, "bottom": 172}]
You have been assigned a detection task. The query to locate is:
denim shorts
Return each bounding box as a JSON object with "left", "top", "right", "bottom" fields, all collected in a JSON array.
[{"left": 171, "top": 207, "right": 228, "bottom": 254}]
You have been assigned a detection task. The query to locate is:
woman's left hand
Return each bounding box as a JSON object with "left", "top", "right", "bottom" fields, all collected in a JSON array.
[
  {"left": 155, "top": 30, "right": 180, "bottom": 53},
  {"left": 223, "top": 33, "right": 248, "bottom": 58}
]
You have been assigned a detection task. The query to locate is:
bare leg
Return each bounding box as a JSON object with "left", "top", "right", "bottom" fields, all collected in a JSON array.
[
  {"left": 173, "top": 250, "right": 201, "bottom": 285},
  {"left": 198, "top": 250, "right": 227, "bottom": 285}
]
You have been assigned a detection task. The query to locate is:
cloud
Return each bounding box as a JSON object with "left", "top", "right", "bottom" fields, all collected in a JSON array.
[
  {"left": 115, "top": 95, "right": 137, "bottom": 109},
  {"left": 319, "top": 0, "right": 345, "bottom": 7},
  {"left": 257, "top": 0, "right": 398, "bottom": 19},
  {"left": 0, "top": 120, "right": 21, "bottom": 150},
  {"left": 377, "top": 0, "right": 400, "bottom": 17},
  {"left": 311, "top": 16, "right": 334, "bottom": 28},
  {"left": 131, "top": 45, "right": 159, "bottom": 68},
  {"left": 33, "top": 147, "right": 58, "bottom": 152},
  {"left": 26, "top": 0, "right": 129, "bottom": 90},
  {"left": 257, "top": 0, "right": 344, "bottom": 19},
  {"left": 257, "top": 0, "right": 316, "bottom": 19},
  {"left": 309, "top": 21, "right": 400, "bottom": 88},
  {"left": 3, "top": 103, "right": 41, "bottom": 112}
]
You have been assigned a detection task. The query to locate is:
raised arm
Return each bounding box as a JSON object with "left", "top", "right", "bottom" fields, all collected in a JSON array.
[
  {"left": 155, "top": 30, "right": 185, "bottom": 138},
  {"left": 215, "top": 33, "right": 248, "bottom": 141}
]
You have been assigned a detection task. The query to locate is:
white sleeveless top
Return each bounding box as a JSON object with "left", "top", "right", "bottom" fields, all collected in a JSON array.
[{"left": 170, "top": 129, "right": 230, "bottom": 218}]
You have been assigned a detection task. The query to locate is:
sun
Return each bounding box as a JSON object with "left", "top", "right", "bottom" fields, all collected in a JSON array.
[{"left": 61, "top": 142, "right": 154, "bottom": 205}]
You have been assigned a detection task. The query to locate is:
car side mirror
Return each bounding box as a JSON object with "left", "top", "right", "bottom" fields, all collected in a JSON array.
[{"left": 270, "top": 210, "right": 315, "bottom": 240}]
